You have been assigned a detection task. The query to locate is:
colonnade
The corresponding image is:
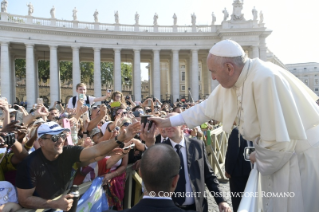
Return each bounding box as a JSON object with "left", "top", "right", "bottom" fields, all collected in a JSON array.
[{"left": 0, "top": 42, "right": 264, "bottom": 109}]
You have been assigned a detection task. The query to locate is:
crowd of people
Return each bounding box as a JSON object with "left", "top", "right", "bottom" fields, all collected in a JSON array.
[
  {"left": 1, "top": 39, "right": 316, "bottom": 212},
  {"left": 0, "top": 81, "right": 230, "bottom": 212}
]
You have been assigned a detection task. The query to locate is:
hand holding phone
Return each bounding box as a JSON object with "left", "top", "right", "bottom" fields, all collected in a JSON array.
[
  {"left": 37, "top": 98, "right": 43, "bottom": 105},
  {"left": 243, "top": 147, "right": 255, "bottom": 161}
]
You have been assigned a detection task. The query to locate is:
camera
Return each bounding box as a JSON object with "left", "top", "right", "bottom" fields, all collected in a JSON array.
[
  {"left": 1, "top": 133, "right": 15, "bottom": 147},
  {"left": 13, "top": 105, "right": 19, "bottom": 110},
  {"left": 56, "top": 101, "right": 61, "bottom": 104},
  {"left": 146, "top": 109, "right": 152, "bottom": 113},
  {"left": 125, "top": 95, "right": 130, "bottom": 100}
]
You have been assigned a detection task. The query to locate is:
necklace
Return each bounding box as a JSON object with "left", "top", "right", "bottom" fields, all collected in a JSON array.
[{"left": 237, "top": 60, "right": 251, "bottom": 147}]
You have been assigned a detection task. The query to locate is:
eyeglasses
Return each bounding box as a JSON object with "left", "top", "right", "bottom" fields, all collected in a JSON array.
[
  {"left": 121, "top": 122, "right": 131, "bottom": 127},
  {"left": 42, "top": 133, "right": 67, "bottom": 142}
]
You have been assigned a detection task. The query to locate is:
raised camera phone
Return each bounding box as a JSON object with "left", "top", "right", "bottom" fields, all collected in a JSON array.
[
  {"left": 107, "top": 89, "right": 112, "bottom": 93},
  {"left": 37, "top": 98, "right": 43, "bottom": 105},
  {"left": 13, "top": 105, "right": 19, "bottom": 110},
  {"left": 1, "top": 133, "right": 15, "bottom": 147},
  {"left": 83, "top": 112, "right": 88, "bottom": 121},
  {"left": 62, "top": 119, "right": 73, "bottom": 146},
  {"left": 79, "top": 94, "right": 84, "bottom": 100},
  {"left": 147, "top": 99, "right": 151, "bottom": 107},
  {"left": 123, "top": 143, "right": 135, "bottom": 150}
]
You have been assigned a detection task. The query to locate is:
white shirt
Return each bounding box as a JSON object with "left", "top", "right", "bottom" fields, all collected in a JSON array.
[
  {"left": 169, "top": 137, "right": 195, "bottom": 206},
  {"left": 67, "top": 95, "right": 95, "bottom": 109},
  {"left": 161, "top": 135, "right": 167, "bottom": 143}
]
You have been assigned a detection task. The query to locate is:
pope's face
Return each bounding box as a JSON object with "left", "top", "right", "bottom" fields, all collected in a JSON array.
[{"left": 207, "top": 55, "right": 233, "bottom": 88}]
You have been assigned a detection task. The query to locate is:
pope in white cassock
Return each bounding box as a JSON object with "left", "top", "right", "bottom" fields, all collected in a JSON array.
[{"left": 150, "top": 40, "right": 319, "bottom": 212}]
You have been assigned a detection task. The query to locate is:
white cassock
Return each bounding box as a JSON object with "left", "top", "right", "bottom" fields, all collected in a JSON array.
[{"left": 171, "top": 58, "right": 319, "bottom": 212}]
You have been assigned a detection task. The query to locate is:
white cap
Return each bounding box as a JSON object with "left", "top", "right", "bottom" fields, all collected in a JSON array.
[
  {"left": 100, "top": 121, "right": 112, "bottom": 135},
  {"left": 209, "top": 40, "right": 245, "bottom": 57}
]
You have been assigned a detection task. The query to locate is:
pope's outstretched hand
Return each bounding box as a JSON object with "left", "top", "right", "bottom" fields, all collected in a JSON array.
[{"left": 148, "top": 117, "right": 172, "bottom": 128}]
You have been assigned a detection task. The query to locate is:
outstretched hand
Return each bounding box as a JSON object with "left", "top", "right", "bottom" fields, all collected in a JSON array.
[
  {"left": 117, "top": 122, "right": 141, "bottom": 143},
  {"left": 148, "top": 117, "right": 172, "bottom": 128}
]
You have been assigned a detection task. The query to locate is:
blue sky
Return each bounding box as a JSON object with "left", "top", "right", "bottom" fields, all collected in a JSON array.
[{"left": 6, "top": 0, "right": 319, "bottom": 79}]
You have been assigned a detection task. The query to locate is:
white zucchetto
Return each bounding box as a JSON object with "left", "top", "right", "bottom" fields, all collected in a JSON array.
[{"left": 209, "top": 40, "right": 245, "bottom": 57}]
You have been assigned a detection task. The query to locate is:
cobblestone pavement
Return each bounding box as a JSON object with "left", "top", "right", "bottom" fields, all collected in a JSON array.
[{"left": 207, "top": 168, "right": 233, "bottom": 212}]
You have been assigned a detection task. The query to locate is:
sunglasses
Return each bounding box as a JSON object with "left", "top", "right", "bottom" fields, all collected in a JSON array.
[
  {"left": 122, "top": 122, "right": 131, "bottom": 127},
  {"left": 42, "top": 133, "right": 67, "bottom": 142}
]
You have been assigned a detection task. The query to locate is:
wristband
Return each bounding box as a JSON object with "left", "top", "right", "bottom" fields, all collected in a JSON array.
[
  {"left": 83, "top": 131, "right": 88, "bottom": 134},
  {"left": 115, "top": 136, "right": 124, "bottom": 148},
  {"left": 24, "top": 144, "right": 33, "bottom": 149}
]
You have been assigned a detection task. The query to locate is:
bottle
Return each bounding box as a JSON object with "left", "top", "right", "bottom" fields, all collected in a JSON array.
[
  {"left": 64, "top": 185, "right": 80, "bottom": 212},
  {"left": 71, "top": 123, "right": 78, "bottom": 145}
]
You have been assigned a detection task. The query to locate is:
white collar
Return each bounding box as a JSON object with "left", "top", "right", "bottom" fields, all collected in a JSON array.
[
  {"left": 169, "top": 136, "right": 186, "bottom": 148},
  {"left": 234, "top": 59, "right": 251, "bottom": 89}
]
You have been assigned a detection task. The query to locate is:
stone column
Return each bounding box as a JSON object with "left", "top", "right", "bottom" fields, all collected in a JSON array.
[
  {"left": 133, "top": 49, "right": 141, "bottom": 101},
  {"left": 191, "top": 49, "right": 199, "bottom": 101},
  {"left": 172, "top": 49, "right": 180, "bottom": 102},
  {"left": 0, "top": 42, "right": 11, "bottom": 102},
  {"left": 93, "top": 48, "right": 102, "bottom": 97},
  {"left": 50, "top": 45, "right": 60, "bottom": 106},
  {"left": 153, "top": 49, "right": 160, "bottom": 100},
  {"left": 113, "top": 48, "right": 121, "bottom": 92},
  {"left": 72, "top": 47, "right": 81, "bottom": 96},
  {"left": 34, "top": 56, "right": 39, "bottom": 100},
  {"left": 11, "top": 55, "right": 16, "bottom": 103},
  {"left": 25, "top": 44, "right": 36, "bottom": 110},
  {"left": 259, "top": 37, "right": 267, "bottom": 61},
  {"left": 252, "top": 46, "right": 259, "bottom": 58}
]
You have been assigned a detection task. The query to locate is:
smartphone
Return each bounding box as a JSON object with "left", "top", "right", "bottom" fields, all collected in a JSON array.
[
  {"left": 123, "top": 143, "right": 135, "bottom": 150},
  {"left": 83, "top": 112, "right": 88, "bottom": 121},
  {"left": 243, "top": 147, "right": 255, "bottom": 161},
  {"left": 37, "top": 98, "right": 43, "bottom": 105},
  {"left": 79, "top": 94, "right": 84, "bottom": 100},
  {"left": 147, "top": 100, "right": 151, "bottom": 107},
  {"left": 62, "top": 119, "right": 74, "bottom": 146},
  {"left": 107, "top": 89, "right": 112, "bottom": 93}
]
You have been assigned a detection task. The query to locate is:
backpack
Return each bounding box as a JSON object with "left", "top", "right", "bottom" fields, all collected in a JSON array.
[{"left": 72, "top": 95, "right": 90, "bottom": 108}]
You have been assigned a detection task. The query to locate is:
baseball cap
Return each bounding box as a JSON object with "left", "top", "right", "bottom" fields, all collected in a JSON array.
[
  {"left": 37, "top": 122, "right": 70, "bottom": 138},
  {"left": 89, "top": 127, "right": 101, "bottom": 139},
  {"left": 100, "top": 121, "right": 112, "bottom": 135}
]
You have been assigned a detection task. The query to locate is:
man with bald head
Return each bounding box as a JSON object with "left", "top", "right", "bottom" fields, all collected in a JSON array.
[
  {"left": 122, "top": 144, "right": 196, "bottom": 212},
  {"left": 150, "top": 39, "right": 319, "bottom": 212},
  {"left": 160, "top": 113, "right": 230, "bottom": 212}
]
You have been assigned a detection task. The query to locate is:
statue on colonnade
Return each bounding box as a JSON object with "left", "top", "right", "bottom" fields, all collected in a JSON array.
[
  {"left": 259, "top": 11, "right": 264, "bottom": 24},
  {"left": 93, "top": 9, "right": 99, "bottom": 22},
  {"left": 231, "top": 0, "right": 245, "bottom": 21},
  {"left": 222, "top": 8, "right": 229, "bottom": 21},
  {"left": 72, "top": 7, "right": 78, "bottom": 21},
  {"left": 153, "top": 13, "right": 158, "bottom": 26},
  {"left": 173, "top": 13, "right": 177, "bottom": 25},
  {"left": 114, "top": 11, "right": 119, "bottom": 24},
  {"left": 1, "top": 0, "right": 8, "bottom": 13},
  {"left": 135, "top": 12, "right": 139, "bottom": 25},
  {"left": 252, "top": 6, "right": 258, "bottom": 21},
  {"left": 26, "top": 2, "right": 34, "bottom": 16},
  {"left": 50, "top": 6, "right": 55, "bottom": 19},
  {"left": 211, "top": 12, "right": 216, "bottom": 25},
  {"left": 191, "top": 13, "right": 196, "bottom": 25}
]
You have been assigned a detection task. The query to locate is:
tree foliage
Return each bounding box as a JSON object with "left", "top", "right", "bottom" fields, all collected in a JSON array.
[
  {"left": 38, "top": 60, "right": 50, "bottom": 82},
  {"left": 14, "top": 59, "right": 133, "bottom": 86},
  {"left": 15, "top": 59, "right": 26, "bottom": 80}
]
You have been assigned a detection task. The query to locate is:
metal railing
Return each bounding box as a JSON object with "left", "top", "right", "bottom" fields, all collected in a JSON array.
[{"left": 206, "top": 126, "right": 229, "bottom": 180}]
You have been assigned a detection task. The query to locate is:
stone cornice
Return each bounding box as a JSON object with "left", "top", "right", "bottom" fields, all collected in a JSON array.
[{"left": 0, "top": 22, "right": 270, "bottom": 41}]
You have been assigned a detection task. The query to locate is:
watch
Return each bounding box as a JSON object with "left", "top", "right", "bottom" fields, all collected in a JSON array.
[{"left": 115, "top": 136, "right": 124, "bottom": 148}]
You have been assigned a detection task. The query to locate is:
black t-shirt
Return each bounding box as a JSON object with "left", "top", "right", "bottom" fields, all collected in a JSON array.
[{"left": 16, "top": 145, "right": 84, "bottom": 199}]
